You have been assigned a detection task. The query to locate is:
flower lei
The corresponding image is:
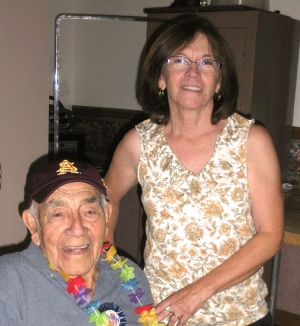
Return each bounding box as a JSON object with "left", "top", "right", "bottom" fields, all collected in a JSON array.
[{"left": 48, "top": 242, "right": 164, "bottom": 326}]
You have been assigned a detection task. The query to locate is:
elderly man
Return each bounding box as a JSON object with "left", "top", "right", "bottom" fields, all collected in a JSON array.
[{"left": 0, "top": 159, "right": 155, "bottom": 326}]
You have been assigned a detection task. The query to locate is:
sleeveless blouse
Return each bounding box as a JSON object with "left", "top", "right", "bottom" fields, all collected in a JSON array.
[{"left": 136, "top": 113, "right": 268, "bottom": 325}]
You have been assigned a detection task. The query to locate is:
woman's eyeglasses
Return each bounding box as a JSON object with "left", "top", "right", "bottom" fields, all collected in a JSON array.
[{"left": 166, "top": 56, "right": 221, "bottom": 73}]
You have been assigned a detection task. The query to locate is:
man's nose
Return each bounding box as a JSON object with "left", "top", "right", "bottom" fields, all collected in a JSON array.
[{"left": 66, "top": 214, "right": 86, "bottom": 236}]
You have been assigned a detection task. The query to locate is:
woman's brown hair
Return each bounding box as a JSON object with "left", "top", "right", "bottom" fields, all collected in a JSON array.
[{"left": 137, "top": 15, "right": 239, "bottom": 125}]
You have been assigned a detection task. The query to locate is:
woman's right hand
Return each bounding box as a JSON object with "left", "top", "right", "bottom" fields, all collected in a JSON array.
[{"left": 155, "top": 279, "right": 212, "bottom": 326}]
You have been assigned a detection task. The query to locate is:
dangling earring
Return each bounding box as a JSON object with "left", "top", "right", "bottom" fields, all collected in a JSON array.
[
  {"left": 158, "top": 115, "right": 165, "bottom": 124},
  {"left": 215, "top": 93, "right": 221, "bottom": 101},
  {"left": 159, "top": 89, "right": 165, "bottom": 97}
]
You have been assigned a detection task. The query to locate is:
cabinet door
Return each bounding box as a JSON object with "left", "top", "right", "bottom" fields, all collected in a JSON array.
[{"left": 216, "top": 28, "right": 247, "bottom": 113}]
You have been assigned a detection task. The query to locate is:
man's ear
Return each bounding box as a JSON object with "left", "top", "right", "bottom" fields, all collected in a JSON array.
[
  {"left": 105, "top": 202, "right": 112, "bottom": 225},
  {"left": 22, "top": 210, "right": 40, "bottom": 246},
  {"left": 104, "top": 202, "right": 112, "bottom": 239}
]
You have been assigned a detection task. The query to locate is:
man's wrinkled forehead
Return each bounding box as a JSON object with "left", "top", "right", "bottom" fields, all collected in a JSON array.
[{"left": 42, "top": 183, "right": 102, "bottom": 205}]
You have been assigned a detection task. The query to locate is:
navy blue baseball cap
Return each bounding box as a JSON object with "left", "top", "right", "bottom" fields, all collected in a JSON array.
[{"left": 27, "top": 159, "right": 107, "bottom": 207}]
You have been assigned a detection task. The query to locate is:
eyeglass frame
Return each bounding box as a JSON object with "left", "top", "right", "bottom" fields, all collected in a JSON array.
[{"left": 166, "top": 56, "right": 222, "bottom": 72}]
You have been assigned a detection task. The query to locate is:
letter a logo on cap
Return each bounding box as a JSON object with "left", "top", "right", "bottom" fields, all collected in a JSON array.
[{"left": 56, "top": 160, "right": 80, "bottom": 175}]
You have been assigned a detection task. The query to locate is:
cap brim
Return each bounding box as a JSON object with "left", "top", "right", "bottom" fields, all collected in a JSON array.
[{"left": 32, "top": 178, "right": 106, "bottom": 204}]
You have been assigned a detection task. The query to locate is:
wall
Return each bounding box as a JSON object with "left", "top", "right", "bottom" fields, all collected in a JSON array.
[
  {"left": 49, "top": 0, "right": 74, "bottom": 108},
  {"left": 0, "top": 1, "right": 50, "bottom": 247},
  {"left": 50, "top": 0, "right": 175, "bottom": 111}
]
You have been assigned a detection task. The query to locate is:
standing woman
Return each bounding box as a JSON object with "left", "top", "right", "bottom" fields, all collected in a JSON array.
[{"left": 104, "top": 16, "right": 284, "bottom": 326}]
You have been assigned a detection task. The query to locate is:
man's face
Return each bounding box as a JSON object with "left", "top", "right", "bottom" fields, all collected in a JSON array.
[{"left": 31, "top": 182, "right": 108, "bottom": 278}]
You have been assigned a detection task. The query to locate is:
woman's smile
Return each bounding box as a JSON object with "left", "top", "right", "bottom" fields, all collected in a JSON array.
[{"left": 181, "top": 85, "right": 202, "bottom": 91}]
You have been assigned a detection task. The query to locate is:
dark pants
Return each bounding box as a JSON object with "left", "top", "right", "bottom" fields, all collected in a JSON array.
[{"left": 248, "top": 312, "right": 273, "bottom": 326}]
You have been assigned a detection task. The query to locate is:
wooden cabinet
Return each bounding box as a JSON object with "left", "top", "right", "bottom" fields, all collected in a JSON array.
[{"left": 144, "top": 6, "right": 300, "bottom": 181}]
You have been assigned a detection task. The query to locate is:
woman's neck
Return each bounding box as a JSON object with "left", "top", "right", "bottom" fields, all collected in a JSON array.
[{"left": 166, "top": 109, "right": 215, "bottom": 138}]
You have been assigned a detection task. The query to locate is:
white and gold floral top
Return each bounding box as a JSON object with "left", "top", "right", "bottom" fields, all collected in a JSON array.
[{"left": 136, "top": 113, "right": 268, "bottom": 326}]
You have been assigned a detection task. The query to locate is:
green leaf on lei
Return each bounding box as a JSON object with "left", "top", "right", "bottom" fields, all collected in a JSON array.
[
  {"left": 119, "top": 264, "right": 135, "bottom": 282},
  {"left": 89, "top": 310, "right": 109, "bottom": 326}
]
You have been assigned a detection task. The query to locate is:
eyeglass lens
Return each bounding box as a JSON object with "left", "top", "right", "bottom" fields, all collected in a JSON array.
[{"left": 167, "top": 56, "right": 220, "bottom": 72}]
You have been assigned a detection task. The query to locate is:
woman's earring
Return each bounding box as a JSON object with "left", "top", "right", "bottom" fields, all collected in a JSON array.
[
  {"left": 159, "top": 89, "right": 165, "bottom": 97},
  {"left": 158, "top": 115, "right": 165, "bottom": 124},
  {"left": 215, "top": 93, "right": 222, "bottom": 101}
]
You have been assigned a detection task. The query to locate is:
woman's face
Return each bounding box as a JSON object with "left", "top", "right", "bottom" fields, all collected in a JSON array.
[{"left": 158, "top": 33, "right": 221, "bottom": 114}]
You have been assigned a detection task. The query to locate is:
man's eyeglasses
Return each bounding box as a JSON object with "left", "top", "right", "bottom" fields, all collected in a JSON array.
[{"left": 166, "top": 56, "right": 221, "bottom": 73}]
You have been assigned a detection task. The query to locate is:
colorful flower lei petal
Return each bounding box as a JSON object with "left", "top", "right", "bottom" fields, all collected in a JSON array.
[
  {"left": 138, "top": 308, "right": 160, "bottom": 325},
  {"left": 84, "top": 300, "right": 101, "bottom": 315},
  {"left": 102, "top": 245, "right": 117, "bottom": 262},
  {"left": 89, "top": 310, "right": 109, "bottom": 326},
  {"left": 75, "top": 286, "right": 92, "bottom": 305},
  {"left": 134, "top": 304, "right": 153, "bottom": 314},
  {"left": 101, "top": 242, "right": 112, "bottom": 254},
  {"left": 129, "top": 287, "right": 145, "bottom": 304},
  {"left": 48, "top": 261, "right": 69, "bottom": 280},
  {"left": 66, "top": 275, "right": 86, "bottom": 294},
  {"left": 121, "top": 278, "right": 140, "bottom": 291},
  {"left": 119, "top": 264, "right": 135, "bottom": 282},
  {"left": 111, "top": 256, "right": 128, "bottom": 270}
]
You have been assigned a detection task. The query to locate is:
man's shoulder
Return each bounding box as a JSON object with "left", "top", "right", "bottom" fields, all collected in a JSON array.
[
  {"left": 0, "top": 251, "right": 24, "bottom": 290},
  {"left": 0, "top": 250, "right": 22, "bottom": 268},
  {"left": 0, "top": 242, "right": 42, "bottom": 276}
]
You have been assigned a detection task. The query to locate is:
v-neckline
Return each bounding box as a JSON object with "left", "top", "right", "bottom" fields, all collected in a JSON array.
[{"left": 159, "top": 117, "right": 230, "bottom": 176}]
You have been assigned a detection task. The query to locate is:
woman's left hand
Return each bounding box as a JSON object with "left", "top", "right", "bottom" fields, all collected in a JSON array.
[{"left": 155, "top": 281, "right": 209, "bottom": 325}]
